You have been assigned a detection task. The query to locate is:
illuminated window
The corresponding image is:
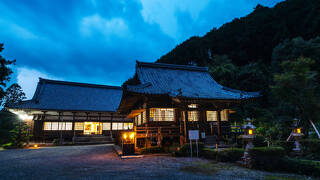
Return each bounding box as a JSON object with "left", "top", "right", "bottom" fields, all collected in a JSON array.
[
  {"left": 188, "top": 111, "right": 199, "bottom": 122},
  {"left": 129, "top": 123, "right": 133, "bottom": 129},
  {"left": 65, "top": 122, "right": 72, "bottom": 130},
  {"left": 58, "top": 122, "right": 66, "bottom": 130},
  {"left": 112, "top": 123, "right": 118, "bottom": 130},
  {"left": 188, "top": 104, "right": 198, "bottom": 108},
  {"left": 75, "top": 122, "right": 84, "bottom": 130},
  {"left": 123, "top": 123, "right": 129, "bottom": 130},
  {"left": 117, "top": 123, "right": 123, "bottom": 130},
  {"left": 207, "top": 111, "right": 217, "bottom": 121},
  {"left": 51, "top": 122, "right": 59, "bottom": 130},
  {"left": 142, "top": 111, "right": 146, "bottom": 124},
  {"left": 44, "top": 122, "right": 51, "bottom": 130},
  {"left": 150, "top": 108, "right": 175, "bottom": 121},
  {"left": 102, "top": 123, "right": 111, "bottom": 130},
  {"left": 220, "top": 110, "right": 228, "bottom": 121}
]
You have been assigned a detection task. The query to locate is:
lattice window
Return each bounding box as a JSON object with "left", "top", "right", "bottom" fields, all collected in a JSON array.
[
  {"left": 75, "top": 122, "right": 84, "bottom": 130},
  {"left": 102, "top": 123, "right": 111, "bottom": 130},
  {"left": 207, "top": 111, "right": 217, "bottom": 121},
  {"left": 65, "top": 122, "right": 72, "bottom": 130},
  {"left": 51, "top": 122, "right": 59, "bottom": 130},
  {"left": 143, "top": 111, "right": 146, "bottom": 124},
  {"left": 220, "top": 110, "right": 228, "bottom": 121},
  {"left": 188, "top": 111, "right": 199, "bottom": 122},
  {"left": 149, "top": 108, "right": 175, "bottom": 121},
  {"left": 44, "top": 122, "right": 51, "bottom": 130}
]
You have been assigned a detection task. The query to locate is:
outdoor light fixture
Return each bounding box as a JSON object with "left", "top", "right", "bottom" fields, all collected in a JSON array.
[
  {"left": 121, "top": 131, "right": 135, "bottom": 155},
  {"left": 248, "top": 129, "right": 253, "bottom": 135},
  {"left": 290, "top": 118, "right": 304, "bottom": 153},
  {"left": 34, "top": 144, "right": 38, "bottom": 148},
  {"left": 241, "top": 117, "right": 256, "bottom": 168},
  {"left": 18, "top": 113, "right": 33, "bottom": 121}
]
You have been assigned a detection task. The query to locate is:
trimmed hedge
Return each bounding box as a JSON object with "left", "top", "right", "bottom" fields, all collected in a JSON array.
[
  {"left": 280, "top": 158, "right": 320, "bottom": 177},
  {"left": 253, "top": 135, "right": 267, "bottom": 147},
  {"left": 300, "top": 139, "right": 320, "bottom": 160},
  {"left": 174, "top": 142, "right": 204, "bottom": 157},
  {"left": 275, "top": 140, "right": 295, "bottom": 155},
  {"left": 140, "top": 146, "right": 164, "bottom": 154},
  {"left": 248, "top": 147, "right": 286, "bottom": 171},
  {"left": 202, "top": 148, "right": 244, "bottom": 162}
]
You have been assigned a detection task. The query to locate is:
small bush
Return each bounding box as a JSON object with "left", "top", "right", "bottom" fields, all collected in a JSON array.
[
  {"left": 300, "top": 139, "right": 320, "bottom": 159},
  {"left": 174, "top": 142, "right": 204, "bottom": 157},
  {"left": 216, "top": 148, "right": 244, "bottom": 162},
  {"left": 140, "top": 146, "right": 164, "bottom": 154},
  {"left": 280, "top": 158, "right": 320, "bottom": 177},
  {"left": 253, "top": 135, "right": 267, "bottom": 147},
  {"left": 249, "top": 146, "right": 285, "bottom": 170},
  {"left": 202, "top": 148, "right": 244, "bottom": 162},
  {"left": 2, "top": 142, "right": 14, "bottom": 149},
  {"left": 275, "top": 140, "right": 295, "bottom": 155}
]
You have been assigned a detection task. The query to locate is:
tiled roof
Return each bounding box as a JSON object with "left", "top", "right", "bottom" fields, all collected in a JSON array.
[
  {"left": 126, "top": 61, "right": 259, "bottom": 100},
  {"left": 7, "top": 78, "right": 123, "bottom": 112}
]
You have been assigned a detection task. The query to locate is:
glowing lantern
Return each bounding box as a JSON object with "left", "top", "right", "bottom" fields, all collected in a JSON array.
[
  {"left": 248, "top": 129, "right": 253, "bottom": 135},
  {"left": 129, "top": 132, "right": 135, "bottom": 139},
  {"left": 123, "top": 133, "right": 127, "bottom": 139},
  {"left": 34, "top": 144, "right": 38, "bottom": 148},
  {"left": 296, "top": 128, "right": 301, "bottom": 134}
]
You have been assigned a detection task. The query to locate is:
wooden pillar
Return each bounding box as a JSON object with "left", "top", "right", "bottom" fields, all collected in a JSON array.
[
  {"left": 184, "top": 111, "right": 189, "bottom": 143},
  {"left": 146, "top": 108, "right": 150, "bottom": 126},
  {"left": 110, "top": 113, "right": 113, "bottom": 138},
  {"left": 72, "top": 112, "right": 76, "bottom": 139},
  {"left": 217, "top": 110, "right": 222, "bottom": 143}
]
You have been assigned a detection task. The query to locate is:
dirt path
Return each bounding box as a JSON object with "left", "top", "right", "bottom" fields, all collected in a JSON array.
[{"left": 0, "top": 145, "right": 315, "bottom": 180}]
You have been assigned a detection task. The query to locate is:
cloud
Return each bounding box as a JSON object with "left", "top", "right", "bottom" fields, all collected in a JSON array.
[
  {"left": 17, "top": 67, "right": 63, "bottom": 99},
  {"left": 0, "top": 0, "right": 284, "bottom": 93},
  {"left": 80, "top": 14, "right": 129, "bottom": 38}
]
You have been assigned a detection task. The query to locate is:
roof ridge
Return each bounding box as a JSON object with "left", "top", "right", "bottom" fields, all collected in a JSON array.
[
  {"left": 136, "top": 61, "right": 208, "bottom": 72},
  {"left": 39, "top": 78, "right": 122, "bottom": 90}
]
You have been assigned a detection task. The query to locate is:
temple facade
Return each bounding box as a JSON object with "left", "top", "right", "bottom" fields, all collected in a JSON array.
[
  {"left": 118, "top": 61, "right": 259, "bottom": 148},
  {"left": 7, "top": 61, "right": 259, "bottom": 147},
  {"left": 7, "top": 78, "right": 132, "bottom": 143}
]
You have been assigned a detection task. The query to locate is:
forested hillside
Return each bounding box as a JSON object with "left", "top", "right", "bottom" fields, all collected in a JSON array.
[
  {"left": 155, "top": 0, "right": 320, "bottom": 138},
  {"left": 157, "top": 0, "right": 320, "bottom": 68}
]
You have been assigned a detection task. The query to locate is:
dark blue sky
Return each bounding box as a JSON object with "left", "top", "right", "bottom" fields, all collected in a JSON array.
[{"left": 0, "top": 0, "right": 283, "bottom": 98}]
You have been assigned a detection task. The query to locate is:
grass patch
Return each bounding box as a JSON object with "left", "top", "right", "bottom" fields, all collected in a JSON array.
[
  {"left": 180, "top": 162, "right": 218, "bottom": 176},
  {"left": 264, "top": 175, "right": 308, "bottom": 180},
  {"left": 179, "top": 161, "right": 236, "bottom": 176}
]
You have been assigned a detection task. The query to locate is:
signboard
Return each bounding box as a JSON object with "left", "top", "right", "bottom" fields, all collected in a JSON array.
[
  {"left": 201, "top": 132, "right": 206, "bottom": 139},
  {"left": 189, "top": 130, "right": 199, "bottom": 140}
]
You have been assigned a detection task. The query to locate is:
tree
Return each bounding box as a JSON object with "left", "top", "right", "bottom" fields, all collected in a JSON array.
[
  {"left": 271, "top": 57, "right": 320, "bottom": 135},
  {"left": 1, "top": 83, "right": 26, "bottom": 107},
  {"left": 0, "top": 44, "right": 16, "bottom": 100}
]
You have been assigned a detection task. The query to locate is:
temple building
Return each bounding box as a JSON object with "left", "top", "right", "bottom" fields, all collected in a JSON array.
[
  {"left": 118, "top": 61, "right": 259, "bottom": 148},
  {"left": 7, "top": 61, "right": 259, "bottom": 147},
  {"left": 7, "top": 78, "right": 132, "bottom": 143}
]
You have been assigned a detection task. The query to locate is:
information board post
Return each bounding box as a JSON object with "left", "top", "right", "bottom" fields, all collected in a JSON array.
[{"left": 188, "top": 130, "right": 199, "bottom": 158}]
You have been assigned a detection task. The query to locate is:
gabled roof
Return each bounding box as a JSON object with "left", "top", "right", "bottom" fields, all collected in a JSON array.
[
  {"left": 7, "top": 78, "right": 123, "bottom": 112},
  {"left": 126, "top": 61, "right": 259, "bottom": 100}
]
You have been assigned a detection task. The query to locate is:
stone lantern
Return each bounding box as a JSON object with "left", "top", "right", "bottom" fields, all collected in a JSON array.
[
  {"left": 291, "top": 118, "right": 304, "bottom": 153},
  {"left": 241, "top": 118, "right": 256, "bottom": 167}
]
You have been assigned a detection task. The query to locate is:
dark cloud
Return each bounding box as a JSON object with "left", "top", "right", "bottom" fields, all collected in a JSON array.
[{"left": 0, "top": 0, "right": 283, "bottom": 98}]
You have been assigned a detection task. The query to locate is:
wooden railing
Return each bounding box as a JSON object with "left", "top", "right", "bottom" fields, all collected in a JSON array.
[{"left": 135, "top": 126, "right": 180, "bottom": 138}]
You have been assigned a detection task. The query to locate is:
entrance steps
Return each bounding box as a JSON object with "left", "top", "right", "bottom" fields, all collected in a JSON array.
[{"left": 73, "top": 135, "right": 114, "bottom": 145}]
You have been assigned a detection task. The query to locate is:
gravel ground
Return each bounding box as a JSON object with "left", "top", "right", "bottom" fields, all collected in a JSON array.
[{"left": 0, "top": 144, "right": 316, "bottom": 180}]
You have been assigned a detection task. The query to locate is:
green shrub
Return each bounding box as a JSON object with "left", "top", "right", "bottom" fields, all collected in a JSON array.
[
  {"left": 173, "top": 142, "right": 204, "bottom": 157},
  {"left": 2, "top": 142, "right": 14, "bottom": 149},
  {"left": 280, "top": 158, "right": 320, "bottom": 177},
  {"left": 216, "top": 148, "right": 244, "bottom": 162},
  {"left": 275, "top": 140, "right": 295, "bottom": 155},
  {"left": 202, "top": 148, "right": 218, "bottom": 159},
  {"left": 253, "top": 135, "right": 267, "bottom": 147},
  {"left": 249, "top": 146, "right": 285, "bottom": 170},
  {"left": 202, "top": 148, "right": 244, "bottom": 162},
  {"left": 300, "top": 139, "right": 320, "bottom": 160},
  {"left": 140, "top": 146, "right": 164, "bottom": 154}
]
